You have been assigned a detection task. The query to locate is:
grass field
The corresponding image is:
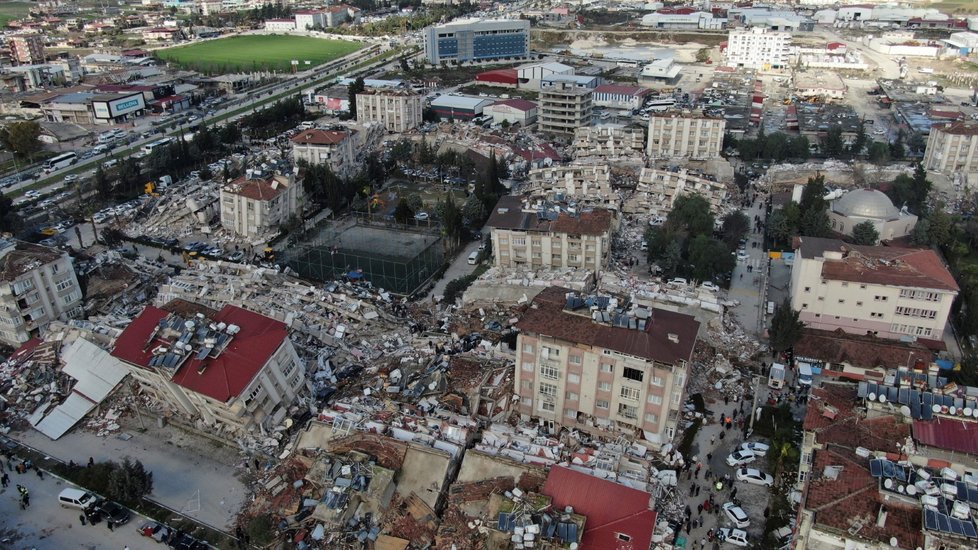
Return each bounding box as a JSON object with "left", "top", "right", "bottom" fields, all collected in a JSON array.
[
  {"left": 156, "top": 35, "right": 362, "bottom": 73},
  {"left": 0, "top": 2, "right": 33, "bottom": 27}
]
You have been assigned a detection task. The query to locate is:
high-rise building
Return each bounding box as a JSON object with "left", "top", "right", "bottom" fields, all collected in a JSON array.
[
  {"left": 0, "top": 239, "right": 82, "bottom": 346},
  {"left": 515, "top": 287, "right": 700, "bottom": 448},
  {"left": 646, "top": 112, "right": 725, "bottom": 159},
  {"left": 538, "top": 79, "right": 593, "bottom": 136},
  {"left": 8, "top": 35, "right": 45, "bottom": 65},
  {"left": 923, "top": 121, "right": 978, "bottom": 183},
  {"left": 423, "top": 19, "right": 530, "bottom": 64},
  {"left": 291, "top": 129, "right": 357, "bottom": 179},
  {"left": 355, "top": 88, "right": 422, "bottom": 133},
  {"left": 725, "top": 27, "right": 791, "bottom": 69}
]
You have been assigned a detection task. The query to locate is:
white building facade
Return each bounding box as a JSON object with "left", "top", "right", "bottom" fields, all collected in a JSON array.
[
  {"left": 647, "top": 113, "right": 726, "bottom": 159},
  {"left": 219, "top": 174, "right": 303, "bottom": 237},
  {"left": 0, "top": 240, "right": 82, "bottom": 346},
  {"left": 726, "top": 27, "right": 792, "bottom": 69}
]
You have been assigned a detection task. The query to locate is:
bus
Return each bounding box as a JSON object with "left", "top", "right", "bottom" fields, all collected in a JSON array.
[
  {"left": 43, "top": 152, "right": 77, "bottom": 173},
  {"left": 141, "top": 137, "right": 174, "bottom": 155}
]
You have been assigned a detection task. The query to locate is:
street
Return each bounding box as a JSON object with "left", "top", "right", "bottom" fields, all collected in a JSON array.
[
  {"left": 0, "top": 469, "right": 159, "bottom": 550},
  {"left": 728, "top": 193, "right": 770, "bottom": 337}
]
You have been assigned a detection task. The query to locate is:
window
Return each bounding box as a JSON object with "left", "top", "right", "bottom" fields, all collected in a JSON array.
[
  {"left": 538, "top": 383, "right": 557, "bottom": 398},
  {"left": 539, "top": 401, "right": 555, "bottom": 412},
  {"left": 565, "top": 408, "right": 577, "bottom": 418},
  {"left": 652, "top": 375, "right": 663, "bottom": 386},
  {"left": 51, "top": 263, "right": 60, "bottom": 274},
  {"left": 617, "top": 403, "right": 637, "bottom": 419},
  {"left": 620, "top": 386, "right": 640, "bottom": 401},
  {"left": 617, "top": 534, "right": 632, "bottom": 542},
  {"left": 622, "top": 367, "right": 644, "bottom": 382},
  {"left": 540, "top": 364, "right": 559, "bottom": 380},
  {"left": 599, "top": 382, "right": 612, "bottom": 391},
  {"left": 600, "top": 363, "right": 613, "bottom": 373},
  {"left": 648, "top": 394, "right": 663, "bottom": 405},
  {"left": 55, "top": 278, "right": 74, "bottom": 292},
  {"left": 246, "top": 385, "right": 263, "bottom": 403},
  {"left": 856, "top": 301, "right": 863, "bottom": 306},
  {"left": 282, "top": 361, "right": 296, "bottom": 379},
  {"left": 841, "top": 282, "right": 848, "bottom": 287},
  {"left": 596, "top": 400, "right": 610, "bottom": 409},
  {"left": 542, "top": 346, "right": 560, "bottom": 359},
  {"left": 569, "top": 355, "right": 582, "bottom": 365},
  {"left": 802, "top": 303, "right": 808, "bottom": 309},
  {"left": 568, "top": 373, "right": 580, "bottom": 384},
  {"left": 565, "top": 391, "right": 578, "bottom": 401},
  {"left": 513, "top": 237, "right": 526, "bottom": 246},
  {"left": 522, "top": 362, "right": 534, "bottom": 372},
  {"left": 521, "top": 380, "right": 533, "bottom": 390},
  {"left": 860, "top": 284, "right": 867, "bottom": 289},
  {"left": 817, "top": 297, "right": 824, "bottom": 301},
  {"left": 522, "top": 343, "right": 534, "bottom": 354}
]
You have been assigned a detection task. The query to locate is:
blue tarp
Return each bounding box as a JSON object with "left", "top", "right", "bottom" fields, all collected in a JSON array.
[{"left": 936, "top": 359, "right": 954, "bottom": 371}]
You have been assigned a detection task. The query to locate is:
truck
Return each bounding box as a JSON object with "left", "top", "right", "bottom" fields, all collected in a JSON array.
[{"left": 768, "top": 363, "right": 786, "bottom": 389}]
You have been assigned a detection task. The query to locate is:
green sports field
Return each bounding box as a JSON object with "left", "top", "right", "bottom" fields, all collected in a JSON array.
[{"left": 156, "top": 35, "right": 363, "bottom": 73}]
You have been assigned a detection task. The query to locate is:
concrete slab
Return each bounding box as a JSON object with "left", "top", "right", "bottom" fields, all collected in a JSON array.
[
  {"left": 456, "top": 450, "right": 536, "bottom": 484},
  {"left": 396, "top": 444, "right": 452, "bottom": 510}
]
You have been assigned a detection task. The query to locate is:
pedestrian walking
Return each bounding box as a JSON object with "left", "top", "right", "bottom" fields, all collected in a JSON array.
[
  {"left": 695, "top": 484, "right": 701, "bottom": 496},
  {"left": 35, "top": 469, "right": 43, "bottom": 480},
  {"left": 724, "top": 395, "right": 729, "bottom": 406},
  {"left": 685, "top": 522, "right": 691, "bottom": 534},
  {"left": 0, "top": 473, "right": 8, "bottom": 487},
  {"left": 88, "top": 457, "right": 94, "bottom": 468},
  {"left": 686, "top": 504, "right": 692, "bottom": 517},
  {"left": 719, "top": 431, "right": 725, "bottom": 440},
  {"left": 106, "top": 520, "right": 114, "bottom": 531},
  {"left": 79, "top": 514, "right": 87, "bottom": 526},
  {"left": 707, "top": 452, "right": 713, "bottom": 462},
  {"left": 697, "top": 503, "right": 704, "bottom": 514},
  {"left": 5, "top": 459, "right": 11, "bottom": 472},
  {"left": 22, "top": 494, "right": 29, "bottom": 508}
]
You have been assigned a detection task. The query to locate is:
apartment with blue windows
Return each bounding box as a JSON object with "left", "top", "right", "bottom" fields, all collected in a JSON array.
[{"left": 423, "top": 19, "right": 531, "bottom": 64}]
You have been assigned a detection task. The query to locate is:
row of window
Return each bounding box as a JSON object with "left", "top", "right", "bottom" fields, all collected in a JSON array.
[
  {"left": 894, "top": 306, "right": 938, "bottom": 319},
  {"left": 899, "top": 289, "right": 943, "bottom": 302},
  {"left": 891, "top": 324, "right": 933, "bottom": 338}
]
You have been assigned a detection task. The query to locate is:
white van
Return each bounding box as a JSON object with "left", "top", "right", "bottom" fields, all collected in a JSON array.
[
  {"left": 768, "top": 363, "right": 786, "bottom": 389},
  {"left": 467, "top": 251, "right": 479, "bottom": 265},
  {"left": 58, "top": 488, "right": 97, "bottom": 510},
  {"left": 797, "top": 362, "right": 813, "bottom": 386}
]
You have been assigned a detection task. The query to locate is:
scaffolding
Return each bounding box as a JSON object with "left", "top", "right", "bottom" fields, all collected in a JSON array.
[{"left": 280, "top": 217, "right": 444, "bottom": 296}]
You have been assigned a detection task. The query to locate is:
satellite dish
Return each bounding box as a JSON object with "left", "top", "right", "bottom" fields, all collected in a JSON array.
[
  {"left": 906, "top": 485, "right": 917, "bottom": 496},
  {"left": 869, "top": 392, "right": 877, "bottom": 401},
  {"left": 884, "top": 478, "right": 894, "bottom": 489},
  {"left": 900, "top": 405, "right": 912, "bottom": 417},
  {"left": 950, "top": 406, "right": 957, "bottom": 415},
  {"left": 898, "top": 484, "right": 906, "bottom": 493},
  {"left": 932, "top": 404, "right": 942, "bottom": 413},
  {"left": 879, "top": 394, "right": 887, "bottom": 403},
  {"left": 890, "top": 537, "right": 898, "bottom": 547},
  {"left": 972, "top": 409, "right": 978, "bottom": 418}
]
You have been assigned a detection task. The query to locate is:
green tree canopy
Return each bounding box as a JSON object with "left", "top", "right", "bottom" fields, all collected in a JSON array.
[
  {"left": 0, "top": 121, "right": 42, "bottom": 159},
  {"left": 769, "top": 298, "right": 804, "bottom": 353},
  {"left": 851, "top": 220, "right": 879, "bottom": 245},
  {"left": 393, "top": 197, "right": 413, "bottom": 224},
  {"left": 720, "top": 211, "right": 750, "bottom": 250}
]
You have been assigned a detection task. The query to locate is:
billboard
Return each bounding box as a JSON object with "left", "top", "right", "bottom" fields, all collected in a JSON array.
[{"left": 93, "top": 94, "right": 145, "bottom": 120}]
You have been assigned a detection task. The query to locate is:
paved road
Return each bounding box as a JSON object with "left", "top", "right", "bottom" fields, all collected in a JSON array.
[
  {"left": 727, "top": 193, "right": 770, "bottom": 337},
  {"left": 427, "top": 239, "right": 483, "bottom": 301},
  {"left": 0, "top": 470, "right": 159, "bottom": 550}
]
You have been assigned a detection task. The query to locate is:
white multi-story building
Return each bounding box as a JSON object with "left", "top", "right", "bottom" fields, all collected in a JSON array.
[
  {"left": 219, "top": 173, "right": 303, "bottom": 237},
  {"left": 647, "top": 112, "right": 726, "bottom": 160},
  {"left": 538, "top": 79, "right": 593, "bottom": 136},
  {"left": 0, "top": 239, "right": 82, "bottom": 347},
  {"left": 725, "top": 27, "right": 791, "bottom": 69},
  {"left": 264, "top": 18, "right": 296, "bottom": 32},
  {"left": 790, "top": 237, "right": 958, "bottom": 345},
  {"left": 291, "top": 129, "right": 357, "bottom": 179},
  {"left": 515, "top": 286, "right": 700, "bottom": 447},
  {"left": 485, "top": 195, "right": 615, "bottom": 273},
  {"left": 627, "top": 167, "right": 731, "bottom": 218},
  {"left": 923, "top": 121, "right": 978, "bottom": 185},
  {"left": 355, "top": 88, "right": 422, "bottom": 133},
  {"left": 294, "top": 9, "right": 325, "bottom": 30},
  {"left": 592, "top": 84, "right": 652, "bottom": 111},
  {"left": 112, "top": 302, "right": 306, "bottom": 434}
]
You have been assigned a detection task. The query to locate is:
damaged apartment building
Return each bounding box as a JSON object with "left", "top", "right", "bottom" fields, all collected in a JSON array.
[
  {"left": 110, "top": 299, "right": 307, "bottom": 435},
  {"left": 625, "top": 167, "right": 734, "bottom": 221},
  {"left": 523, "top": 164, "right": 618, "bottom": 210},
  {"left": 515, "top": 287, "right": 700, "bottom": 448}
]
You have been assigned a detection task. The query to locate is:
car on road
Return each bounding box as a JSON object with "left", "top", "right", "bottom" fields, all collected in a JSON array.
[
  {"left": 96, "top": 500, "right": 132, "bottom": 526},
  {"left": 138, "top": 520, "right": 172, "bottom": 543},
  {"left": 738, "top": 442, "right": 770, "bottom": 456},
  {"left": 228, "top": 250, "right": 245, "bottom": 262},
  {"left": 736, "top": 467, "right": 774, "bottom": 487},
  {"left": 103, "top": 159, "right": 118, "bottom": 168},
  {"left": 64, "top": 174, "right": 78, "bottom": 183},
  {"left": 700, "top": 281, "right": 720, "bottom": 293},
  {"left": 726, "top": 449, "right": 757, "bottom": 467},
  {"left": 722, "top": 502, "right": 751, "bottom": 528},
  {"left": 414, "top": 212, "right": 429, "bottom": 221},
  {"left": 717, "top": 528, "right": 749, "bottom": 547},
  {"left": 736, "top": 250, "right": 749, "bottom": 261},
  {"left": 668, "top": 278, "right": 688, "bottom": 287}
]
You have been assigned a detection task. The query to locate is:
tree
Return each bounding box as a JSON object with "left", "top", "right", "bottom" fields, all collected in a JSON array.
[
  {"left": 911, "top": 162, "right": 931, "bottom": 214},
  {"left": 849, "top": 122, "right": 867, "bottom": 157},
  {"left": 105, "top": 457, "right": 153, "bottom": 504},
  {"left": 695, "top": 47, "right": 711, "bottom": 63},
  {"left": 767, "top": 209, "right": 794, "bottom": 247},
  {"left": 788, "top": 135, "right": 810, "bottom": 160},
  {"left": 407, "top": 193, "right": 424, "bottom": 212},
  {"left": 688, "top": 234, "right": 735, "bottom": 282},
  {"left": 799, "top": 207, "right": 831, "bottom": 237},
  {"left": 0, "top": 121, "right": 42, "bottom": 159},
  {"left": 823, "top": 125, "right": 844, "bottom": 158},
  {"left": 657, "top": 240, "right": 683, "bottom": 277},
  {"left": 926, "top": 208, "right": 954, "bottom": 247},
  {"left": 94, "top": 165, "right": 111, "bottom": 199},
  {"left": 890, "top": 130, "right": 906, "bottom": 159},
  {"left": 462, "top": 194, "right": 485, "bottom": 225},
  {"left": 769, "top": 298, "right": 804, "bottom": 353},
  {"left": 0, "top": 190, "right": 19, "bottom": 233},
  {"left": 667, "top": 194, "right": 715, "bottom": 237},
  {"left": 348, "top": 76, "right": 365, "bottom": 119},
  {"left": 867, "top": 141, "right": 890, "bottom": 165},
  {"left": 851, "top": 220, "right": 879, "bottom": 245},
  {"left": 720, "top": 211, "right": 750, "bottom": 249},
  {"left": 393, "top": 197, "right": 413, "bottom": 224},
  {"left": 799, "top": 174, "right": 827, "bottom": 214}
]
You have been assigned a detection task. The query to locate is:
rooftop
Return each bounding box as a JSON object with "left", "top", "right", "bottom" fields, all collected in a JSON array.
[
  {"left": 486, "top": 195, "right": 614, "bottom": 236},
  {"left": 0, "top": 240, "right": 64, "bottom": 282},
  {"left": 831, "top": 189, "right": 900, "bottom": 219},
  {"left": 794, "top": 237, "right": 959, "bottom": 292},
  {"left": 542, "top": 466, "right": 656, "bottom": 550},
  {"left": 111, "top": 302, "right": 289, "bottom": 402},
  {"left": 517, "top": 286, "right": 699, "bottom": 366},
  {"left": 594, "top": 84, "right": 653, "bottom": 97},
  {"left": 290, "top": 129, "right": 350, "bottom": 146},
  {"left": 913, "top": 417, "right": 978, "bottom": 455},
  {"left": 222, "top": 174, "right": 291, "bottom": 202},
  {"left": 794, "top": 328, "right": 933, "bottom": 374},
  {"left": 932, "top": 120, "right": 978, "bottom": 136},
  {"left": 489, "top": 98, "right": 538, "bottom": 111}
]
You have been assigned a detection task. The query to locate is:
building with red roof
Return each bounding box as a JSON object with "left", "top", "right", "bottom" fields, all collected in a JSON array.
[
  {"left": 219, "top": 174, "right": 303, "bottom": 238},
  {"left": 475, "top": 68, "right": 518, "bottom": 88},
  {"left": 111, "top": 301, "right": 305, "bottom": 433},
  {"left": 483, "top": 98, "right": 538, "bottom": 126},
  {"left": 291, "top": 128, "right": 356, "bottom": 178},
  {"left": 542, "top": 466, "right": 656, "bottom": 550}
]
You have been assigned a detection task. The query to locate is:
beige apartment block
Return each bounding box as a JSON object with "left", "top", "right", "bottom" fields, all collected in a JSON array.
[
  {"left": 291, "top": 128, "right": 357, "bottom": 179},
  {"left": 355, "top": 88, "right": 423, "bottom": 133},
  {"left": 112, "top": 301, "right": 306, "bottom": 434},
  {"left": 486, "top": 195, "right": 615, "bottom": 273},
  {"left": 0, "top": 239, "right": 82, "bottom": 347},
  {"left": 790, "top": 237, "right": 958, "bottom": 345},
  {"left": 515, "top": 287, "right": 700, "bottom": 448},
  {"left": 220, "top": 173, "right": 303, "bottom": 237},
  {"left": 525, "top": 164, "right": 616, "bottom": 208},
  {"left": 572, "top": 126, "right": 645, "bottom": 159},
  {"left": 923, "top": 121, "right": 978, "bottom": 183},
  {"left": 627, "top": 167, "right": 732, "bottom": 218},
  {"left": 647, "top": 112, "right": 725, "bottom": 160},
  {"left": 538, "top": 81, "right": 593, "bottom": 136}
]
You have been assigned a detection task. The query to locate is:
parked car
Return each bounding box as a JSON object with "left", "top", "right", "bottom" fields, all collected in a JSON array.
[
  {"left": 96, "top": 500, "right": 132, "bottom": 526},
  {"left": 736, "top": 250, "right": 749, "bottom": 261},
  {"left": 726, "top": 449, "right": 757, "bottom": 467},
  {"left": 414, "top": 212, "right": 429, "bottom": 221},
  {"left": 138, "top": 520, "right": 172, "bottom": 543},
  {"left": 736, "top": 467, "right": 774, "bottom": 487},
  {"left": 228, "top": 250, "right": 245, "bottom": 262},
  {"left": 64, "top": 174, "right": 78, "bottom": 183},
  {"left": 668, "top": 278, "right": 688, "bottom": 287},
  {"left": 738, "top": 442, "right": 770, "bottom": 457},
  {"left": 700, "top": 281, "right": 720, "bottom": 292},
  {"left": 722, "top": 502, "right": 751, "bottom": 528},
  {"left": 717, "top": 528, "right": 749, "bottom": 547}
]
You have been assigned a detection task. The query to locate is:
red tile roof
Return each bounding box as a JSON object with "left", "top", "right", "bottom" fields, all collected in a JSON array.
[
  {"left": 913, "top": 418, "right": 978, "bottom": 455},
  {"left": 932, "top": 120, "right": 978, "bottom": 135},
  {"left": 543, "top": 466, "right": 656, "bottom": 550},
  {"left": 290, "top": 129, "right": 350, "bottom": 146},
  {"left": 476, "top": 68, "right": 518, "bottom": 85},
  {"left": 489, "top": 98, "right": 538, "bottom": 112},
  {"left": 805, "top": 446, "right": 923, "bottom": 549},
  {"left": 802, "top": 383, "right": 910, "bottom": 450},
  {"left": 486, "top": 195, "right": 613, "bottom": 236},
  {"left": 223, "top": 175, "right": 290, "bottom": 202},
  {"left": 796, "top": 237, "right": 959, "bottom": 292},
  {"left": 111, "top": 305, "right": 288, "bottom": 402},
  {"left": 794, "top": 328, "right": 933, "bottom": 372},
  {"left": 517, "top": 286, "right": 699, "bottom": 366}
]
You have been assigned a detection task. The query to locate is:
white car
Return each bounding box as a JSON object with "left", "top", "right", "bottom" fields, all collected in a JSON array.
[
  {"left": 668, "top": 278, "right": 688, "bottom": 287},
  {"left": 726, "top": 449, "right": 757, "bottom": 467},
  {"left": 736, "top": 250, "right": 749, "bottom": 261},
  {"left": 718, "top": 528, "right": 749, "bottom": 547},
  {"left": 64, "top": 174, "right": 78, "bottom": 183},
  {"left": 723, "top": 503, "right": 751, "bottom": 528},
  {"left": 739, "top": 442, "right": 770, "bottom": 457},
  {"left": 736, "top": 468, "right": 774, "bottom": 487},
  {"left": 414, "top": 212, "right": 429, "bottom": 221},
  {"left": 700, "top": 281, "right": 720, "bottom": 293}
]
